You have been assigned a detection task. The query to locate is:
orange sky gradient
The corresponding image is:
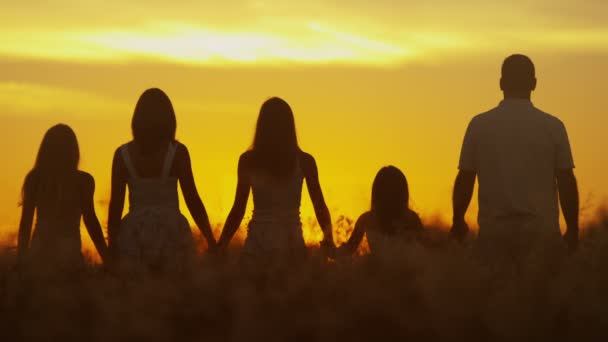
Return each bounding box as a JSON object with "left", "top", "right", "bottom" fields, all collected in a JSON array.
[{"left": 1, "top": 0, "right": 607, "bottom": 248}]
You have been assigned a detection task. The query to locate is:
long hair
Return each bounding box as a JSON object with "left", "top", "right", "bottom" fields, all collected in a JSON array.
[
  {"left": 250, "top": 97, "right": 300, "bottom": 179},
  {"left": 132, "top": 88, "right": 177, "bottom": 154},
  {"left": 371, "top": 166, "right": 410, "bottom": 234},
  {"left": 22, "top": 124, "right": 80, "bottom": 209}
]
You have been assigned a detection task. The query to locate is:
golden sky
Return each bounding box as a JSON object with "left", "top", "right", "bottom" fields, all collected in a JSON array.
[{"left": 1, "top": 0, "right": 607, "bottom": 244}]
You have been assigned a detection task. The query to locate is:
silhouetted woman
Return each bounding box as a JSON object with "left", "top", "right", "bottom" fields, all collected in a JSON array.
[
  {"left": 217, "top": 97, "right": 334, "bottom": 265},
  {"left": 341, "top": 166, "right": 423, "bottom": 255},
  {"left": 107, "top": 88, "right": 214, "bottom": 272},
  {"left": 18, "top": 124, "right": 108, "bottom": 273}
]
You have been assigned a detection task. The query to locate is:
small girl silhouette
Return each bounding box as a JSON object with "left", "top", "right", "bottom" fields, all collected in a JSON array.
[{"left": 341, "top": 166, "right": 423, "bottom": 255}]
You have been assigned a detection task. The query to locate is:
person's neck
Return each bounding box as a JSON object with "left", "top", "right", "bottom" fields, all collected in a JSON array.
[{"left": 503, "top": 92, "right": 531, "bottom": 101}]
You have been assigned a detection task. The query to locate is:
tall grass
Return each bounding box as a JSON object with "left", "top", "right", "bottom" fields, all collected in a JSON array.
[{"left": 1, "top": 216, "right": 608, "bottom": 341}]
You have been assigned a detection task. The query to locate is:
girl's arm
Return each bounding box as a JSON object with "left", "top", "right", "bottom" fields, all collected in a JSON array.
[
  {"left": 176, "top": 144, "right": 215, "bottom": 247},
  {"left": 341, "top": 214, "right": 367, "bottom": 255},
  {"left": 301, "top": 152, "right": 334, "bottom": 248},
  {"left": 80, "top": 172, "right": 109, "bottom": 264},
  {"left": 217, "top": 153, "right": 251, "bottom": 251},
  {"left": 410, "top": 211, "right": 424, "bottom": 232},
  {"left": 107, "top": 148, "right": 127, "bottom": 254},
  {"left": 17, "top": 180, "right": 35, "bottom": 265}
]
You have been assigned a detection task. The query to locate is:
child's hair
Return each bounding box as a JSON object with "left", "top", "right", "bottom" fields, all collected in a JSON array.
[
  {"left": 250, "top": 97, "right": 300, "bottom": 179},
  {"left": 22, "top": 124, "right": 80, "bottom": 210},
  {"left": 371, "top": 166, "right": 410, "bottom": 234},
  {"left": 132, "top": 88, "right": 177, "bottom": 154}
]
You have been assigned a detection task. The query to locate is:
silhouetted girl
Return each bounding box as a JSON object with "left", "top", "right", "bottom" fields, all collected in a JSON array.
[
  {"left": 341, "top": 166, "right": 423, "bottom": 255},
  {"left": 107, "top": 88, "right": 214, "bottom": 271},
  {"left": 18, "top": 124, "right": 108, "bottom": 273},
  {"left": 217, "top": 97, "right": 334, "bottom": 264}
]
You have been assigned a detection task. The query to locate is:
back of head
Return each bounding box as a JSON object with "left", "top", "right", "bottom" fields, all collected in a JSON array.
[
  {"left": 251, "top": 97, "right": 300, "bottom": 179},
  {"left": 132, "top": 88, "right": 177, "bottom": 154},
  {"left": 23, "top": 124, "right": 80, "bottom": 209},
  {"left": 500, "top": 54, "right": 536, "bottom": 97},
  {"left": 371, "top": 166, "right": 409, "bottom": 234}
]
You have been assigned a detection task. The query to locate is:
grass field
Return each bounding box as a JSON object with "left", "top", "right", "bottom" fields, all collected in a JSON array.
[{"left": 1, "top": 215, "right": 608, "bottom": 341}]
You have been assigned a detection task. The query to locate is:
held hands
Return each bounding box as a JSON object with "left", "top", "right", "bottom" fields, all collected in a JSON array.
[
  {"left": 563, "top": 228, "right": 579, "bottom": 251},
  {"left": 207, "top": 239, "right": 223, "bottom": 257},
  {"left": 450, "top": 218, "right": 469, "bottom": 242},
  {"left": 320, "top": 237, "right": 336, "bottom": 259}
]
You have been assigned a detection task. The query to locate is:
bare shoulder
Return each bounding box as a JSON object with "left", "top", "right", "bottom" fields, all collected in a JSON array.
[
  {"left": 112, "top": 144, "right": 127, "bottom": 166},
  {"left": 77, "top": 170, "right": 94, "bottom": 183},
  {"left": 356, "top": 211, "right": 374, "bottom": 227},
  {"left": 77, "top": 171, "right": 95, "bottom": 193},
  {"left": 112, "top": 145, "right": 123, "bottom": 160},
  {"left": 239, "top": 150, "right": 255, "bottom": 166},
  {"left": 299, "top": 150, "right": 315, "bottom": 164},
  {"left": 175, "top": 141, "right": 189, "bottom": 155},
  {"left": 173, "top": 141, "right": 191, "bottom": 166},
  {"left": 405, "top": 209, "right": 423, "bottom": 230},
  {"left": 299, "top": 151, "right": 317, "bottom": 174}
]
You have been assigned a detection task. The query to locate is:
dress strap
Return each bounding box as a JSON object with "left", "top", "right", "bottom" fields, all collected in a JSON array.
[
  {"left": 161, "top": 142, "right": 178, "bottom": 179},
  {"left": 120, "top": 144, "right": 138, "bottom": 179}
]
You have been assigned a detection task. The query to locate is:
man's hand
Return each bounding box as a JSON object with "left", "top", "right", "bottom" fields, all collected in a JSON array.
[
  {"left": 452, "top": 170, "right": 475, "bottom": 243},
  {"left": 556, "top": 169, "right": 579, "bottom": 253}
]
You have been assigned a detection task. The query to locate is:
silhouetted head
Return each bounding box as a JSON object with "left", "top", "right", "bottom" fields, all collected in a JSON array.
[
  {"left": 22, "top": 124, "right": 80, "bottom": 206},
  {"left": 371, "top": 166, "right": 410, "bottom": 233},
  {"left": 500, "top": 54, "right": 536, "bottom": 99},
  {"left": 132, "top": 88, "right": 176, "bottom": 153},
  {"left": 251, "top": 97, "right": 300, "bottom": 179}
]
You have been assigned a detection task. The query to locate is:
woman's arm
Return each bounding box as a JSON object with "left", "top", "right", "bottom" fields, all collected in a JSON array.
[
  {"left": 176, "top": 144, "right": 215, "bottom": 247},
  {"left": 80, "top": 172, "right": 109, "bottom": 263},
  {"left": 17, "top": 179, "right": 35, "bottom": 265},
  {"left": 341, "top": 214, "right": 367, "bottom": 254},
  {"left": 302, "top": 152, "right": 334, "bottom": 247},
  {"left": 107, "top": 148, "right": 127, "bottom": 254},
  {"left": 217, "top": 153, "right": 251, "bottom": 250}
]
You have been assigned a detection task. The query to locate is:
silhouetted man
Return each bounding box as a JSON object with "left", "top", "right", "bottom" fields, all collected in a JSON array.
[{"left": 451, "top": 54, "right": 579, "bottom": 256}]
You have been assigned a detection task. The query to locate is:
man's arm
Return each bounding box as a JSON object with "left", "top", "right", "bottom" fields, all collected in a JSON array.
[
  {"left": 451, "top": 170, "right": 476, "bottom": 241},
  {"left": 556, "top": 169, "right": 579, "bottom": 250}
]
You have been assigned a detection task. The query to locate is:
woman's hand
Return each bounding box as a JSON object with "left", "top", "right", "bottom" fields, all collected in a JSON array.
[{"left": 320, "top": 238, "right": 336, "bottom": 259}]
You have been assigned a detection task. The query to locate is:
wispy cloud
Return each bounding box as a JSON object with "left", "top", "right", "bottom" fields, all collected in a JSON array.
[
  {"left": 0, "top": 22, "right": 413, "bottom": 65},
  {"left": 0, "top": 1, "right": 606, "bottom": 66}
]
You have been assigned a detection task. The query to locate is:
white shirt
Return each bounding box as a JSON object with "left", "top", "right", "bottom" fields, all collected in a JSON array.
[{"left": 459, "top": 99, "right": 574, "bottom": 240}]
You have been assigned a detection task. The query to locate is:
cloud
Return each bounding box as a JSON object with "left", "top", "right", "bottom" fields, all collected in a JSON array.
[{"left": 0, "top": 0, "right": 606, "bottom": 66}]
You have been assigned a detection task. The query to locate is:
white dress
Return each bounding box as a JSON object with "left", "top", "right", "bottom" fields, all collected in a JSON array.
[
  {"left": 116, "top": 142, "right": 195, "bottom": 270},
  {"left": 242, "top": 160, "right": 306, "bottom": 261}
]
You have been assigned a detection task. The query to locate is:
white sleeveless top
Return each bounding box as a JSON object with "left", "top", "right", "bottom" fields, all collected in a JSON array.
[
  {"left": 117, "top": 142, "right": 194, "bottom": 269},
  {"left": 120, "top": 142, "right": 179, "bottom": 212},
  {"left": 243, "top": 159, "right": 305, "bottom": 255}
]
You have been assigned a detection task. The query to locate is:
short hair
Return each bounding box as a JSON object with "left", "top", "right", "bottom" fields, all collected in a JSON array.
[
  {"left": 501, "top": 54, "right": 536, "bottom": 92},
  {"left": 502, "top": 54, "right": 535, "bottom": 78}
]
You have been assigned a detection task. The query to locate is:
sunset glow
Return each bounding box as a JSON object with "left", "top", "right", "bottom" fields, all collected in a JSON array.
[{"left": 1, "top": 0, "right": 608, "bottom": 252}]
